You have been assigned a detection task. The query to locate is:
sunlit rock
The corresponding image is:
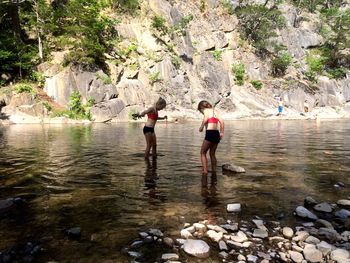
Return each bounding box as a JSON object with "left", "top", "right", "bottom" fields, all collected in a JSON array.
[{"left": 183, "top": 239, "right": 210, "bottom": 258}]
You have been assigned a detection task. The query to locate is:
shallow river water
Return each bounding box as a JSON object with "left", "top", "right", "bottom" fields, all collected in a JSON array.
[{"left": 0, "top": 120, "right": 349, "bottom": 262}]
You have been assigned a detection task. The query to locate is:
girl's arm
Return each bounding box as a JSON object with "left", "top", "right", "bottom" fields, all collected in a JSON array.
[
  {"left": 217, "top": 111, "right": 224, "bottom": 138},
  {"left": 139, "top": 106, "right": 155, "bottom": 117},
  {"left": 199, "top": 115, "right": 208, "bottom": 132},
  {"left": 158, "top": 115, "right": 168, "bottom": 120}
]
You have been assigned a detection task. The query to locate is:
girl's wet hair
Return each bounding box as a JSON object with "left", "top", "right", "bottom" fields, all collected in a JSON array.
[
  {"left": 156, "top": 97, "right": 166, "bottom": 108},
  {"left": 197, "top": 100, "right": 213, "bottom": 112}
]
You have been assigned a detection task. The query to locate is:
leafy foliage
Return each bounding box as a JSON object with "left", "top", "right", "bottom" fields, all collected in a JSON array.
[
  {"left": 211, "top": 49, "right": 224, "bottom": 61},
  {"left": 15, "top": 83, "right": 35, "bottom": 94},
  {"left": 172, "top": 14, "right": 193, "bottom": 36},
  {"left": 231, "top": 63, "right": 246, "bottom": 86},
  {"left": 291, "top": 0, "right": 343, "bottom": 13},
  {"left": 149, "top": 71, "right": 161, "bottom": 85},
  {"left": 151, "top": 16, "right": 168, "bottom": 35},
  {"left": 112, "top": 0, "right": 139, "bottom": 13},
  {"left": 305, "top": 52, "right": 326, "bottom": 81},
  {"left": 319, "top": 8, "right": 350, "bottom": 70},
  {"left": 56, "top": 91, "right": 93, "bottom": 120},
  {"left": 250, "top": 80, "right": 263, "bottom": 90},
  {"left": 236, "top": 4, "right": 285, "bottom": 55},
  {"left": 271, "top": 52, "right": 292, "bottom": 76}
]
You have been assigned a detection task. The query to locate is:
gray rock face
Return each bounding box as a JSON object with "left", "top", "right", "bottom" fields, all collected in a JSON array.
[
  {"left": 194, "top": 53, "right": 231, "bottom": 102},
  {"left": 183, "top": 239, "right": 210, "bottom": 258},
  {"left": 90, "top": 99, "right": 125, "bottom": 122},
  {"left": 295, "top": 206, "right": 318, "bottom": 220}
]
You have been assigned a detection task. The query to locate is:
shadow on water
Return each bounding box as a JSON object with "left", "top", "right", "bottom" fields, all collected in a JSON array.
[{"left": 0, "top": 120, "right": 349, "bottom": 262}]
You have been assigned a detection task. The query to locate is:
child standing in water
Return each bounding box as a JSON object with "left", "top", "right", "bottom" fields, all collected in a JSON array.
[
  {"left": 197, "top": 100, "right": 224, "bottom": 174},
  {"left": 133, "top": 97, "right": 167, "bottom": 158}
]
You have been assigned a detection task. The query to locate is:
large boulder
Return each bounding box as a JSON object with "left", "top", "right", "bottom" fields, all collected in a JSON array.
[
  {"left": 90, "top": 99, "right": 125, "bottom": 122},
  {"left": 116, "top": 79, "right": 158, "bottom": 106},
  {"left": 44, "top": 69, "right": 118, "bottom": 106}
]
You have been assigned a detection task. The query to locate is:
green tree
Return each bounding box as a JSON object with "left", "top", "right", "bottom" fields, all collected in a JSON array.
[
  {"left": 320, "top": 8, "right": 350, "bottom": 70},
  {"left": 236, "top": 4, "right": 285, "bottom": 55}
]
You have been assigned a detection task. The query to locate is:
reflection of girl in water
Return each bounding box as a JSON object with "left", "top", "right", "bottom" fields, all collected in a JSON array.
[
  {"left": 144, "top": 158, "right": 166, "bottom": 202},
  {"left": 201, "top": 173, "right": 218, "bottom": 224}
]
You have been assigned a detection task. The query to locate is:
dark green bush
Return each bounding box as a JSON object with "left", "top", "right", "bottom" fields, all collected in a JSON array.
[{"left": 271, "top": 52, "right": 292, "bottom": 76}]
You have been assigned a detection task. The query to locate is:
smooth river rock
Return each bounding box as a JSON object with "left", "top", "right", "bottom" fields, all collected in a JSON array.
[
  {"left": 282, "top": 227, "right": 294, "bottom": 239},
  {"left": 222, "top": 163, "right": 245, "bottom": 173},
  {"left": 303, "top": 244, "right": 323, "bottom": 262},
  {"left": 314, "top": 202, "right": 333, "bottom": 213},
  {"left": 227, "top": 203, "right": 241, "bottom": 212},
  {"left": 295, "top": 206, "right": 318, "bottom": 220},
  {"left": 183, "top": 239, "right": 210, "bottom": 258},
  {"left": 337, "top": 199, "right": 350, "bottom": 207}
]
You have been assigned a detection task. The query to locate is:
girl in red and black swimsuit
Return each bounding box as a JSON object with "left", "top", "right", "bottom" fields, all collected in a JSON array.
[
  {"left": 198, "top": 100, "right": 224, "bottom": 174},
  {"left": 134, "top": 97, "right": 167, "bottom": 158}
]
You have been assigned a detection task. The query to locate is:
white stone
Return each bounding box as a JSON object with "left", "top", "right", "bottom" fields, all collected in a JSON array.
[
  {"left": 207, "top": 224, "right": 228, "bottom": 233},
  {"left": 184, "top": 226, "right": 196, "bottom": 233},
  {"left": 231, "top": 231, "right": 248, "bottom": 243},
  {"left": 337, "top": 199, "right": 350, "bottom": 207},
  {"left": 180, "top": 229, "right": 193, "bottom": 239},
  {"left": 305, "top": 236, "right": 321, "bottom": 245},
  {"left": 206, "top": 230, "right": 223, "bottom": 242},
  {"left": 247, "top": 254, "right": 258, "bottom": 262},
  {"left": 293, "top": 231, "right": 309, "bottom": 242},
  {"left": 161, "top": 253, "right": 179, "bottom": 261},
  {"left": 183, "top": 239, "right": 210, "bottom": 258},
  {"left": 253, "top": 219, "right": 268, "bottom": 231},
  {"left": 283, "top": 227, "right": 294, "bottom": 239},
  {"left": 227, "top": 203, "right": 241, "bottom": 212},
  {"left": 219, "top": 240, "right": 228, "bottom": 250},
  {"left": 331, "top": 249, "right": 350, "bottom": 262},
  {"left": 303, "top": 244, "right": 323, "bottom": 263},
  {"left": 193, "top": 223, "right": 206, "bottom": 233},
  {"left": 289, "top": 250, "right": 304, "bottom": 263}
]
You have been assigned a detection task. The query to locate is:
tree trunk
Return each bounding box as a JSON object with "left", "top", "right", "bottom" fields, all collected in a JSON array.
[{"left": 7, "top": 3, "right": 23, "bottom": 42}]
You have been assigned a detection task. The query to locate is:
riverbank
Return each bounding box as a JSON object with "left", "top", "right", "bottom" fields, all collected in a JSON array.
[
  {"left": 1, "top": 106, "right": 350, "bottom": 125},
  {"left": 122, "top": 193, "right": 350, "bottom": 262}
]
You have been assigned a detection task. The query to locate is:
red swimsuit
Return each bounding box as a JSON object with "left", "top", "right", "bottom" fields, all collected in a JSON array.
[{"left": 147, "top": 112, "right": 158, "bottom": 120}]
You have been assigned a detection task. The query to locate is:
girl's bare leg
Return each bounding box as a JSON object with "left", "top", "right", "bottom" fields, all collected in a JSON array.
[
  {"left": 200, "top": 140, "right": 211, "bottom": 174},
  {"left": 144, "top": 133, "right": 153, "bottom": 158},
  {"left": 152, "top": 133, "right": 157, "bottom": 158},
  {"left": 209, "top": 143, "right": 218, "bottom": 173}
]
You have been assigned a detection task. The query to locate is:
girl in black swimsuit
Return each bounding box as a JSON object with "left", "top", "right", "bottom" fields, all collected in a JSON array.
[{"left": 197, "top": 100, "right": 224, "bottom": 174}]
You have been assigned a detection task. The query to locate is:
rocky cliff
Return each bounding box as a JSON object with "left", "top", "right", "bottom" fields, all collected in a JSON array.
[{"left": 1, "top": 0, "right": 350, "bottom": 123}]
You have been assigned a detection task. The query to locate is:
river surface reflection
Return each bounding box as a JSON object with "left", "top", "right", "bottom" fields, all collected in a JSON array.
[{"left": 0, "top": 120, "right": 349, "bottom": 262}]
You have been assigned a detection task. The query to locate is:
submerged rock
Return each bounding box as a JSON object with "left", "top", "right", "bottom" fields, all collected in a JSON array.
[{"left": 222, "top": 163, "right": 245, "bottom": 173}]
